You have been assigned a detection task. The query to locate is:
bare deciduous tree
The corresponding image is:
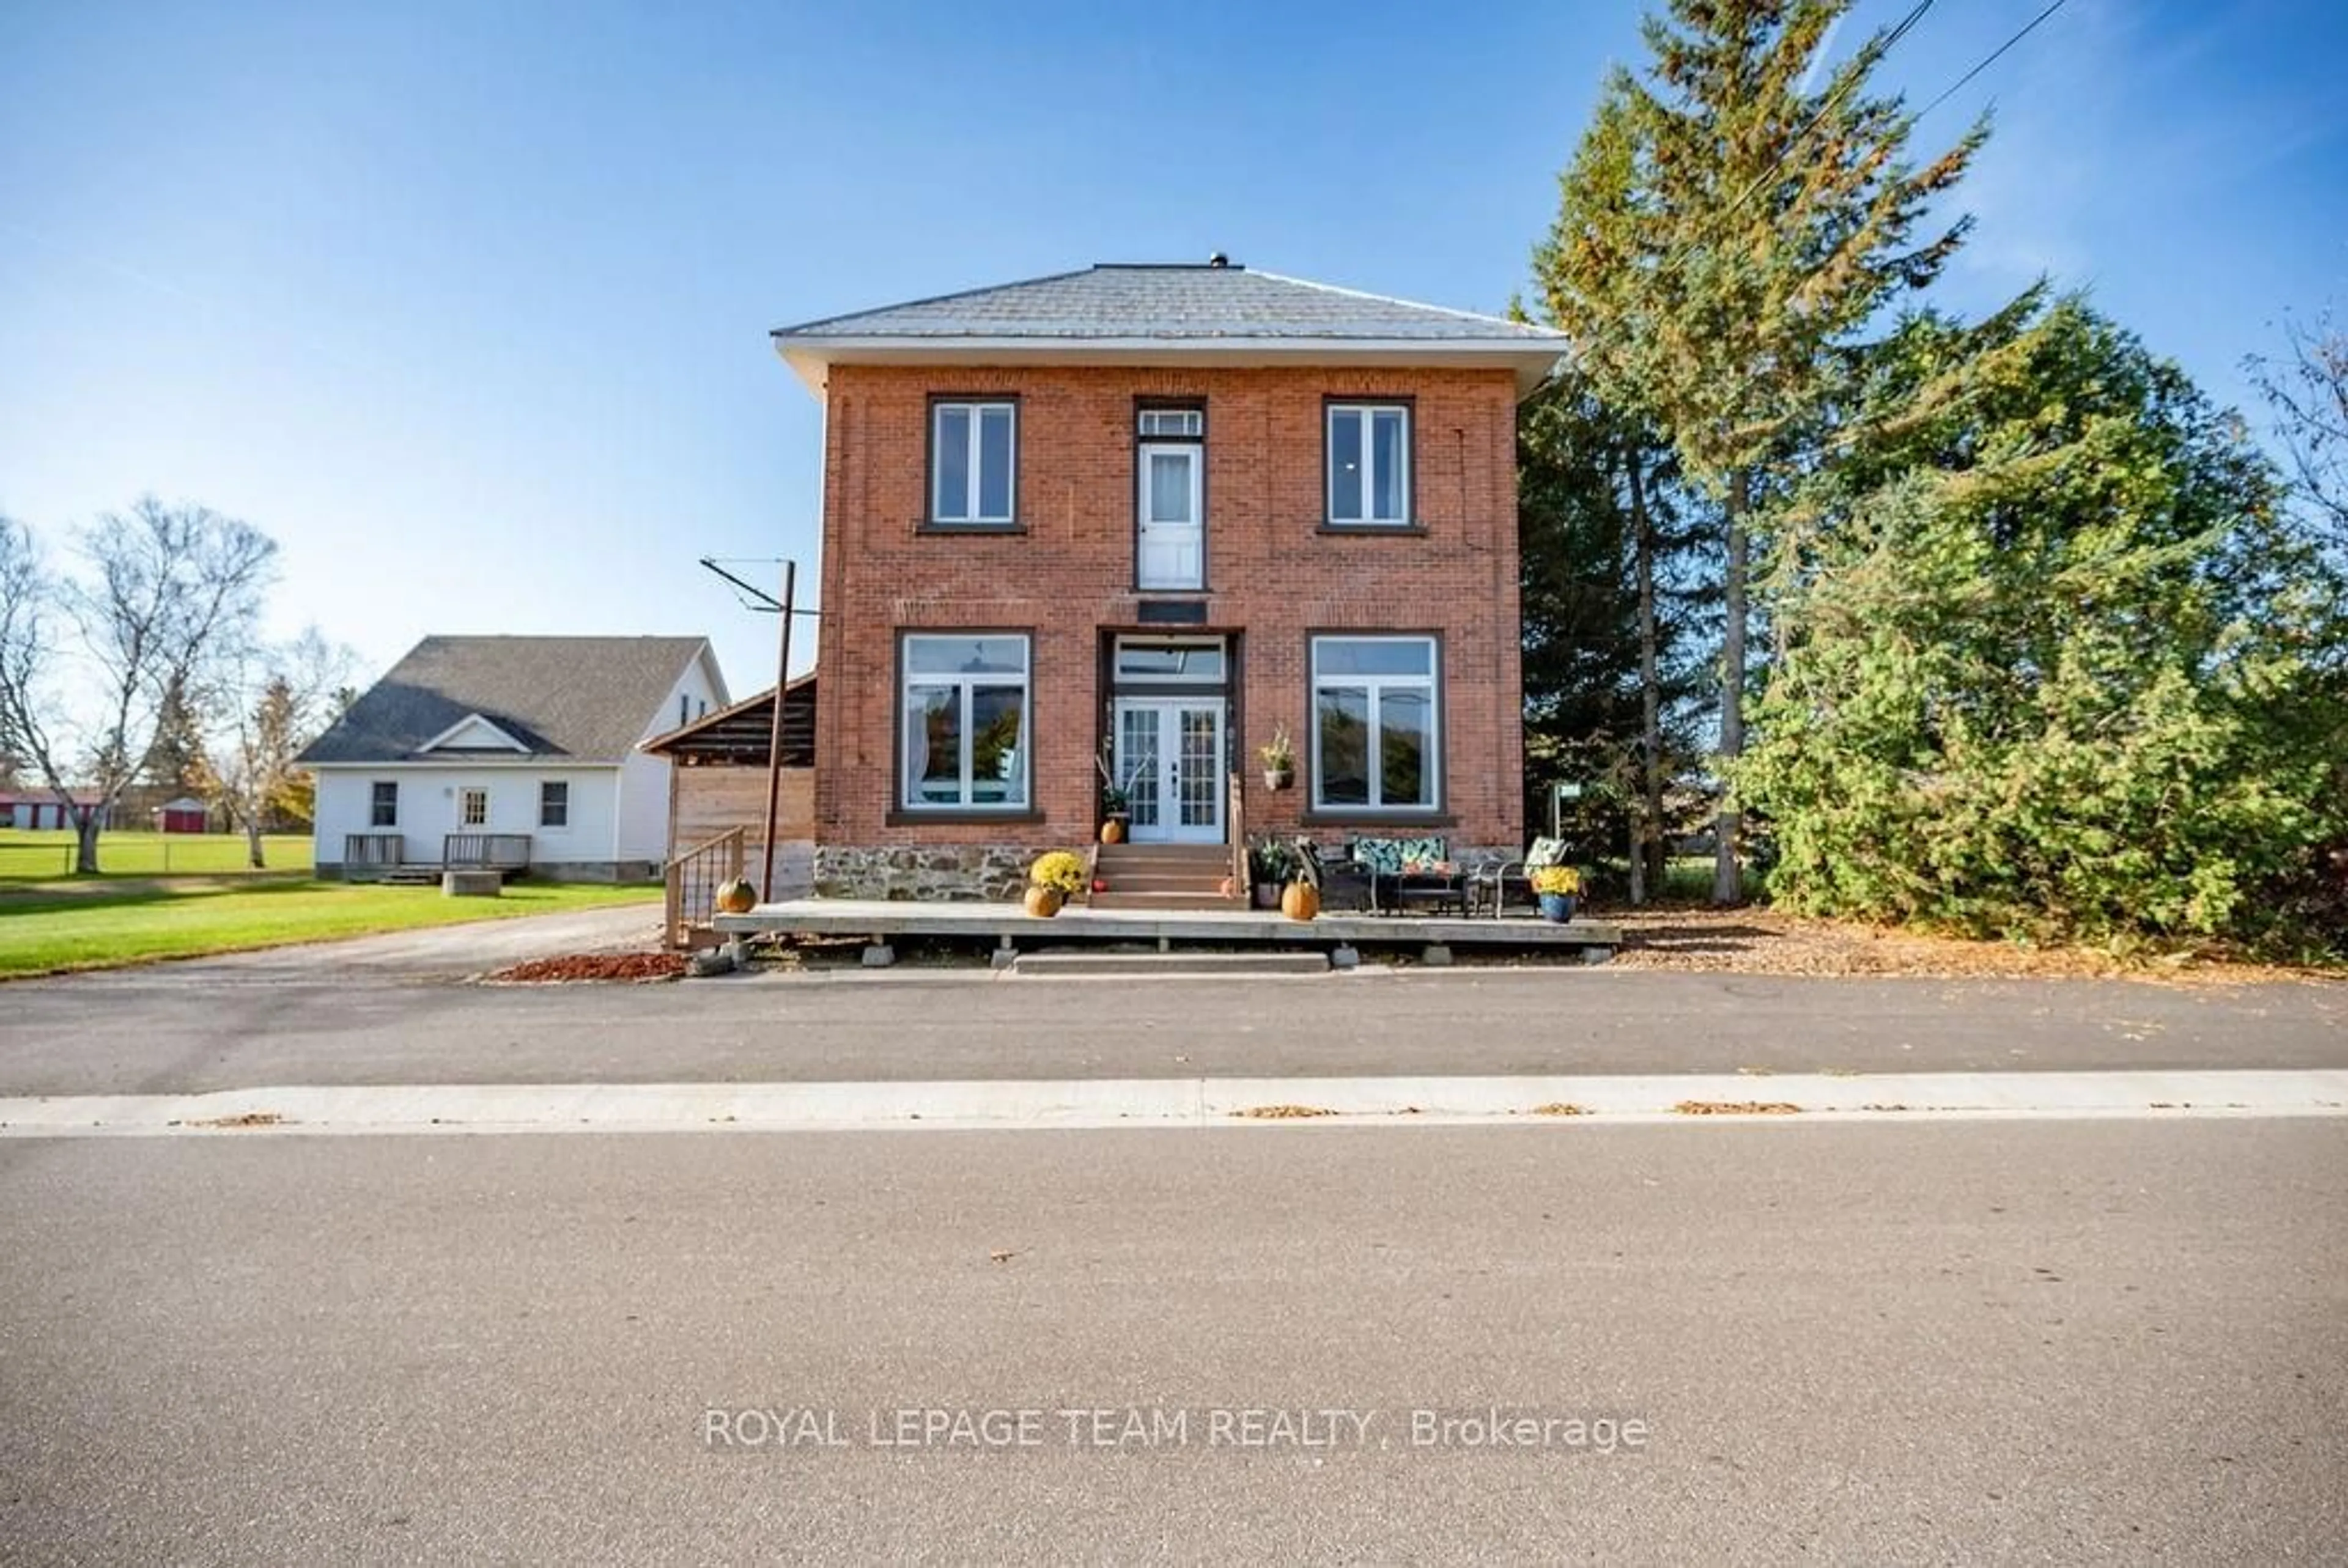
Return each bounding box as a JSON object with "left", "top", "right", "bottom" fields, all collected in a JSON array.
[
  {"left": 0, "top": 499, "right": 276, "bottom": 873},
  {"left": 2248, "top": 309, "right": 2348, "bottom": 561},
  {"left": 0, "top": 517, "right": 59, "bottom": 825},
  {"left": 199, "top": 627, "right": 355, "bottom": 868}
]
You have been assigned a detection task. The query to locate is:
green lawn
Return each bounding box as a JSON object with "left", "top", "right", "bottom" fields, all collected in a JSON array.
[
  {"left": 0, "top": 828, "right": 314, "bottom": 880},
  {"left": 0, "top": 877, "right": 662, "bottom": 977}
]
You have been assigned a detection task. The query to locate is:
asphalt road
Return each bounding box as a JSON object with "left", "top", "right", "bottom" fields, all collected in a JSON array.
[
  {"left": 2, "top": 1120, "right": 2341, "bottom": 1562},
  {"left": 1, "top": 960, "right": 2341, "bottom": 1096}
]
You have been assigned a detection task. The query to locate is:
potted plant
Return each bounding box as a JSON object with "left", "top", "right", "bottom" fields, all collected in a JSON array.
[
  {"left": 1532, "top": 864, "right": 1583, "bottom": 923},
  {"left": 1258, "top": 723, "right": 1296, "bottom": 790},
  {"left": 1027, "top": 850, "right": 1087, "bottom": 918},
  {"left": 1280, "top": 837, "right": 1321, "bottom": 922},
  {"left": 1248, "top": 837, "right": 1294, "bottom": 910},
  {"left": 1095, "top": 746, "right": 1138, "bottom": 842}
]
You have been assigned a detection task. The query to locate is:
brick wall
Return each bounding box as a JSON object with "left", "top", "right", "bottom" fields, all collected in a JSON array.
[{"left": 813, "top": 362, "right": 1525, "bottom": 878}]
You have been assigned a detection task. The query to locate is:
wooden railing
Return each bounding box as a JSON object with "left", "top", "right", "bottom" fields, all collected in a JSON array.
[
  {"left": 1228, "top": 770, "right": 1246, "bottom": 902},
  {"left": 663, "top": 826, "right": 747, "bottom": 949},
  {"left": 343, "top": 833, "right": 404, "bottom": 870},
  {"left": 443, "top": 833, "right": 532, "bottom": 871}
]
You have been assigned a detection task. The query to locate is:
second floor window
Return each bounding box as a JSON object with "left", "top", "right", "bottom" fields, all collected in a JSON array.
[
  {"left": 1326, "top": 402, "right": 1412, "bottom": 527},
  {"left": 931, "top": 400, "right": 1017, "bottom": 525}
]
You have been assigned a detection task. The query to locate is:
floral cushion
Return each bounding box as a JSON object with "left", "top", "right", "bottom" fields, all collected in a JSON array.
[
  {"left": 1348, "top": 836, "right": 1447, "bottom": 877},
  {"left": 1523, "top": 837, "right": 1566, "bottom": 869}
]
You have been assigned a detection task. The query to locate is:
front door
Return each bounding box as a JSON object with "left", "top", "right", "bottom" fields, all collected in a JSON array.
[
  {"left": 1113, "top": 698, "right": 1224, "bottom": 843},
  {"left": 1136, "top": 442, "right": 1203, "bottom": 590}
]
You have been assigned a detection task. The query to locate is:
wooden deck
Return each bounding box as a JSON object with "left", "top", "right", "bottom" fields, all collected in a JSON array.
[{"left": 714, "top": 898, "right": 1622, "bottom": 956}]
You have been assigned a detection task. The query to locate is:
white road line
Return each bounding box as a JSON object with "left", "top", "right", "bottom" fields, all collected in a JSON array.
[{"left": 0, "top": 1072, "right": 2342, "bottom": 1136}]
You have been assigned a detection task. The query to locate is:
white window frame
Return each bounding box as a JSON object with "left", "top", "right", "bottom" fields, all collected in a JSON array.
[
  {"left": 459, "top": 786, "right": 489, "bottom": 828},
  {"left": 369, "top": 781, "right": 397, "bottom": 828},
  {"left": 930, "top": 400, "right": 1018, "bottom": 525},
  {"left": 1112, "top": 637, "right": 1227, "bottom": 685},
  {"left": 899, "top": 633, "right": 1033, "bottom": 812},
  {"left": 1137, "top": 408, "right": 1203, "bottom": 438},
  {"left": 1309, "top": 635, "right": 1441, "bottom": 812},
  {"left": 1325, "top": 402, "right": 1412, "bottom": 527},
  {"left": 539, "top": 780, "right": 569, "bottom": 829}
]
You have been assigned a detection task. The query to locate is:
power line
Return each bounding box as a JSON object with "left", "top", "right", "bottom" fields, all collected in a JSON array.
[{"left": 1913, "top": 0, "right": 2073, "bottom": 120}]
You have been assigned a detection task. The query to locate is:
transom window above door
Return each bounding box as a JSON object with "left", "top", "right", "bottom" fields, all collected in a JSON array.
[
  {"left": 930, "top": 400, "right": 1017, "bottom": 526},
  {"left": 1326, "top": 402, "right": 1412, "bottom": 527},
  {"left": 1113, "top": 637, "right": 1226, "bottom": 684},
  {"left": 1137, "top": 408, "right": 1202, "bottom": 439}
]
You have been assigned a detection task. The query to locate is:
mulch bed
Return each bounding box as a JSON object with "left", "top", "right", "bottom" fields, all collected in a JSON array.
[{"left": 485, "top": 952, "right": 689, "bottom": 984}]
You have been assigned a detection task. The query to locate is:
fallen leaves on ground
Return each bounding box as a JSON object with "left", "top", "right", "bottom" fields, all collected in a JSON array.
[
  {"left": 1603, "top": 908, "right": 2335, "bottom": 986},
  {"left": 1231, "top": 1104, "right": 1337, "bottom": 1119},
  {"left": 1674, "top": 1100, "right": 1802, "bottom": 1116},
  {"left": 1530, "top": 1102, "right": 1589, "bottom": 1117},
  {"left": 486, "top": 952, "right": 688, "bottom": 984},
  {"left": 184, "top": 1111, "right": 287, "bottom": 1128}
]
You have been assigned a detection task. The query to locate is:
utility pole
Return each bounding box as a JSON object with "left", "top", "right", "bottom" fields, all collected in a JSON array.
[{"left": 759, "top": 560, "right": 797, "bottom": 896}]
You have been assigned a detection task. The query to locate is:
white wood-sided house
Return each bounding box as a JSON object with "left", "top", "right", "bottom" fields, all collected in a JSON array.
[{"left": 298, "top": 635, "right": 728, "bottom": 882}]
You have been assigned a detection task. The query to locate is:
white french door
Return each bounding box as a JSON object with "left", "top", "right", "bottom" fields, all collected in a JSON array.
[
  {"left": 1136, "top": 442, "right": 1203, "bottom": 590},
  {"left": 1113, "top": 698, "right": 1224, "bottom": 844}
]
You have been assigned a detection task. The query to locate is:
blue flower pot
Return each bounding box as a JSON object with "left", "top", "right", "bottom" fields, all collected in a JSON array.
[{"left": 1537, "top": 893, "right": 1576, "bottom": 923}]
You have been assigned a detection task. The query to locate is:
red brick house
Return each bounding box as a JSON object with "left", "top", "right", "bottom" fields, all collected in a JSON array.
[{"left": 770, "top": 259, "right": 1568, "bottom": 901}]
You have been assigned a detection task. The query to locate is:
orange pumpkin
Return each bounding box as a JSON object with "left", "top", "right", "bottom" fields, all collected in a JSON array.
[
  {"left": 1023, "top": 885, "right": 1065, "bottom": 918},
  {"left": 1280, "top": 883, "right": 1320, "bottom": 922},
  {"left": 714, "top": 877, "right": 758, "bottom": 915},
  {"left": 1099, "top": 819, "right": 1126, "bottom": 845}
]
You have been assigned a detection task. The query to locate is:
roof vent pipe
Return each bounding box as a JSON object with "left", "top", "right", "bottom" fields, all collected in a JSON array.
[{"left": 1207, "top": 252, "right": 1229, "bottom": 268}]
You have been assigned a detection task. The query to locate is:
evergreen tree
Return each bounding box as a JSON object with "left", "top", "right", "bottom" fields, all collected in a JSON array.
[
  {"left": 1518, "top": 380, "right": 1708, "bottom": 894},
  {"left": 1532, "top": 0, "right": 1984, "bottom": 902},
  {"left": 144, "top": 675, "right": 207, "bottom": 793},
  {"left": 1737, "top": 298, "right": 2347, "bottom": 952}
]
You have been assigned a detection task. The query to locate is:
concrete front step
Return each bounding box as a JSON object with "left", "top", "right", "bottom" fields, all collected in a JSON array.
[{"left": 1007, "top": 950, "right": 1329, "bottom": 976}]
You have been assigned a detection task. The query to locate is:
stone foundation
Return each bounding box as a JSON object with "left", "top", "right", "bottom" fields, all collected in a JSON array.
[{"left": 814, "top": 844, "right": 1036, "bottom": 902}]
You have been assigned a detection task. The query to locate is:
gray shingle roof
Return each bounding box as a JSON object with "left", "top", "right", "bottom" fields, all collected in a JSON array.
[
  {"left": 298, "top": 636, "right": 716, "bottom": 766},
  {"left": 772, "top": 263, "right": 1566, "bottom": 344}
]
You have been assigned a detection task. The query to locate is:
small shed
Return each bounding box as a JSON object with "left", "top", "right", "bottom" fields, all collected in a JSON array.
[{"left": 155, "top": 797, "right": 210, "bottom": 834}]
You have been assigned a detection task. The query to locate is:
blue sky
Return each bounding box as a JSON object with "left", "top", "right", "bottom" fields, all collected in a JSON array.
[{"left": 2, "top": 0, "right": 2342, "bottom": 694}]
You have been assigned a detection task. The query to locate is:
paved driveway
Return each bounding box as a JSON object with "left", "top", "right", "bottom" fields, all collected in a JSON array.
[{"left": 139, "top": 903, "right": 665, "bottom": 982}]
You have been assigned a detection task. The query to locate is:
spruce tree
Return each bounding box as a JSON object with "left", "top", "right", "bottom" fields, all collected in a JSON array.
[{"left": 1533, "top": 0, "right": 1983, "bottom": 902}]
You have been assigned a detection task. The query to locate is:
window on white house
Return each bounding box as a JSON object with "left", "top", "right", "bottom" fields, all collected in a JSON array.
[
  {"left": 539, "top": 781, "right": 569, "bottom": 828},
  {"left": 370, "top": 781, "right": 397, "bottom": 828},
  {"left": 460, "top": 787, "right": 489, "bottom": 828},
  {"left": 900, "top": 635, "right": 1030, "bottom": 811},
  {"left": 1311, "top": 635, "right": 1439, "bottom": 810},
  {"left": 1326, "top": 403, "right": 1412, "bottom": 526},
  {"left": 931, "top": 400, "right": 1018, "bottom": 525}
]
